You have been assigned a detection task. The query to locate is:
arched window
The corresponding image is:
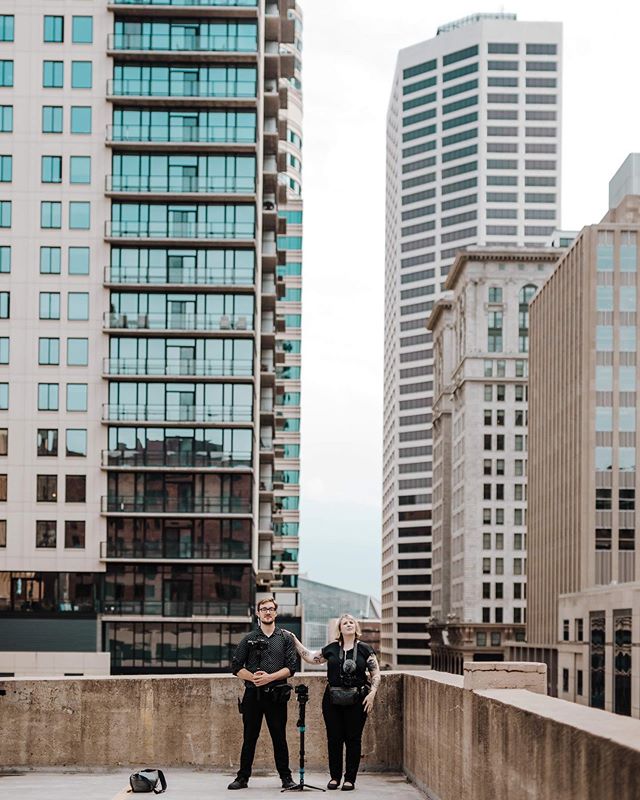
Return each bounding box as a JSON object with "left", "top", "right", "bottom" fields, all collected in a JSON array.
[{"left": 518, "top": 284, "right": 538, "bottom": 353}]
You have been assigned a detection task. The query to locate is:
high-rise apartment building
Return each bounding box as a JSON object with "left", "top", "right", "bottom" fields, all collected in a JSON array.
[
  {"left": 383, "top": 13, "right": 562, "bottom": 667},
  {"left": 512, "top": 189, "right": 640, "bottom": 717},
  {"left": 426, "top": 247, "right": 559, "bottom": 673},
  {"left": 0, "top": 0, "right": 303, "bottom": 677}
]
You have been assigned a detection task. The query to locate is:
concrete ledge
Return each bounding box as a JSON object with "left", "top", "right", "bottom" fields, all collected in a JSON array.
[{"left": 462, "top": 660, "right": 546, "bottom": 694}]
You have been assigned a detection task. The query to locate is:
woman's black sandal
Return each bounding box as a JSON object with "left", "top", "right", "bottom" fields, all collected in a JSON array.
[
  {"left": 327, "top": 780, "right": 340, "bottom": 790},
  {"left": 341, "top": 783, "right": 355, "bottom": 791}
]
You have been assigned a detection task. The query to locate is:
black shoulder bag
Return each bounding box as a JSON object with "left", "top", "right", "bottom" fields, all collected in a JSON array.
[{"left": 129, "top": 769, "right": 167, "bottom": 794}]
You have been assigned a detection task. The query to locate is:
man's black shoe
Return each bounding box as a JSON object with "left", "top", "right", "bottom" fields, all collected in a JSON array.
[
  {"left": 228, "top": 778, "right": 249, "bottom": 790},
  {"left": 281, "top": 777, "right": 298, "bottom": 790}
]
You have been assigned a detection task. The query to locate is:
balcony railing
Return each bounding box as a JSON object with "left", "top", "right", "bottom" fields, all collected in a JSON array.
[
  {"left": 107, "top": 78, "right": 256, "bottom": 99},
  {"left": 103, "top": 357, "right": 253, "bottom": 377},
  {"left": 102, "top": 494, "right": 251, "bottom": 513},
  {"left": 103, "top": 311, "right": 253, "bottom": 331},
  {"left": 102, "top": 403, "right": 252, "bottom": 422},
  {"left": 101, "top": 540, "right": 251, "bottom": 559},
  {"left": 105, "top": 221, "right": 255, "bottom": 239},
  {"left": 107, "top": 123, "right": 255, "bottom": 145},
  {"left": 108, "top": 32, "right": 257, "bottom": 53},
  {"left": 101, "top": 600, "right": 252, "bottom": 616},
  {"left": 111, "top": 0, "right": 257, "bottom": 6},
  {"left": 102, "top": 448, "right": 252, "bottom": 468},
  {"left": 106, "top": 175, "right": 256, "bottom": 195},
  {"left": 104, "top": 264, "right": 254, "bottom": 286}
]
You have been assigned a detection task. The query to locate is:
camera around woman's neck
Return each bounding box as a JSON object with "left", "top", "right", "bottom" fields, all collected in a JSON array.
[{"left": 341, "top": 633, "right": 356, "bottom": 650}]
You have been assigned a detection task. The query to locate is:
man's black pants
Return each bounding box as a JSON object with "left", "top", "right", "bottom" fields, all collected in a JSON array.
[
  {"left": 321, "top": 688, "right": 368, "bottom": 784},
  {"left": 238, "top": 686, "right": 291, "bottom": 781}
]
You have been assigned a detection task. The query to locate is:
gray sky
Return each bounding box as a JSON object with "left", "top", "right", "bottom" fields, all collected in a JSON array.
[{"left": 297, "top": 0, "right": 640, "bottom": 597}]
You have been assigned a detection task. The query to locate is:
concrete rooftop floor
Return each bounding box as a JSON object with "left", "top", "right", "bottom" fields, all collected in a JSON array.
[{"left": 0, "top": 770, "right": 425, "bottom": 800}]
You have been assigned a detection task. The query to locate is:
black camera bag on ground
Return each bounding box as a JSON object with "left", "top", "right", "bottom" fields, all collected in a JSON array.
[{"left": 129, "top": 769, "right": 167, "bottom": 794}]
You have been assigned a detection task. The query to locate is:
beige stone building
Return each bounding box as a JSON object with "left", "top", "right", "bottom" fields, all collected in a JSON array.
[
  {"left": 512, "top": 193, "right": 640, "bottom": 717},
  {"left": 427, "top": 247, "right": 559, "bottom": 671}
]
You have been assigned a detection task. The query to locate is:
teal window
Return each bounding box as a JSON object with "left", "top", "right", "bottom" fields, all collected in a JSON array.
[
  {"left": 40, "top": 247, "right": 61, "bottom": 275},
  {"left": 66, "top": 383, "right": 87, "bottom": 412},
  {"left": 68, "top": 247, "right": 90, "bottom": 275},
  {"left": 0, "top": 17, "right": 13, "bottom": 42},
  {"left": 596, "top": 285, "right": 613, "bottom": 311},
  {"left": 443, "top": 79, "right": 478, "bottom": 98},
  {"left": 67, "top": 338, "right": 88, "bottom": 366},
  {"left": 277, "top": 262, "right": 302, "bottom": 277},
  {"left": 488, "top": 311, "right": 503, "bottom": 352},
  {"left": 278, "top": 210, "right": 303, "bottom": 224},
  {"left": 403, "top": 91, "right": 436, "bottom": 112},
  {"left": 0, "top": 246, "right": 9, "bottom": 273},
  {"left": 0, "top": 337, "right": 8, "bottom": 364},
  {"left": 43, "top": 61, "right": 63, "bottom": 88},
  {"left": 281, "top": 341, "right": 301, "bottom": 355},
  {"left": 403, "top": 59, "right": 436, "bottom": 80},
  {"left": 277, "top": 236, "right": 302, "bottom": 250},
  {"left": 0, "top": 106, "right": 12, "bottom": 132},
  {"left": 279, "top": 470, "right": 299, "bottom": 484},
  {"left": 110, "top": 202, "right": 255, "bottom": 239},
  {"left": 596, "top": 326, "right": 613, "bottom": 351},
  {"left": 621, "top": 232, "right": 637, "bottom": 271},
  {"left": 43, "top": 16, "right": 64, "bottom": 43},
  {"left": 39, "top": 338, "right": 60, "bottom": 366},
  {"left": 284, "top": 315, "right": 301, "bottom": 328},
  {"left": 619, "top": 407, "right": 636, "bottom": 432},
  {"left": 280, "top": 496, "right": 300, "bottom": 510},
  {"left": 403, "top": 108, "right": 436, "bottom": 127},
  {"left": 0, "top": 383, "right": 7, "bottom": 409},
  {"left": 282, "top": 418, "right": 300, "bottom": 432},
  {"left": 66, "top": 429, "right": 87, "bottom": 457},
  {"left": 72, "top": 17, "right": 93, "bottom": 44},
  {"left": 68, "top": 292, "right": 89, "bottom": 320},
  {"left": 70, "top": 106, "right": 91, "bottom": 134},
  {"left": 112, "top": 20, "right": 257, "bottom": 53},
  {"left": 619, "top": 448, "right": 636, "bottom": 471},
  {"left": 444, "top": 45, "right": 478, "bottom": 66},
  {"left": 0, "top": 61, "right": 13, "bottom": 87},
  {"left": 71, "top": 61, "right": 92, "bottom": 89},
  {"left": 488, "top": 286, "right": 502, "bottom": 303},
  {"left": 0, "top": 200, "right": 10, "bottom": 227},
  {"left": 283, "top": 444, "right": 300, "bottom": 458},
  {"left": 38, "top": 383, "right": 59, "bottom": 411},
  {"left": 276, "top": 366, "right": 301, "bottom": 380},
  {"left": 39, "top": 292, "right": 60, "bottom": 319},
  {"left": 0, "top": 292, "right": 8, "bottom": 318},
  {"left": 619, "top": 326, "right": 636, "bottom": 352},
  {"left": 42, "top": 106, "right": 63, "bottom": 133},
  {"left": 283, "top": 287, "right": 302, "bottom": 301},
  {"left": 620, "top": 286, "right": 636, "bottom": 312},
  {"left": 70, "top": 156, "right": 91, "bottom": 184},
  {"left": 620, "top": 366, "right": 635, "bottom": 391},
  {"left": 41, "top": 201, "right": 61, "bottom": 229},
  {"left": 403, "top": 76, "right": 436, "bottom": 96},
  {"left": 443, "top": 95, "right": 478, "bottom": 115},
  {"left": 112, "top": 108, "right": 256, "bottom": 145},
  {"left": 287, "top": 129, "right": 302, "bottom": 147},
  {"left": 0, "top": 155, "right": 10, "bottom": 182},
  {"left": 69, "top": 202, "right": 90, "bottom": 230},
  {"left": 442, "top": 111, "right": 478, "bottom": 131},
  {"left": 41, "top": 155, "right": 62, "bottom": 183},
  {"left": 595, "top": 407, "right": 613, "bottom": 432},
  {"left": 595, "top": 366, "right": 613, "bottom": 391},
  {"left": 443, "top": 62, "right": 478, "bottom": 83}
]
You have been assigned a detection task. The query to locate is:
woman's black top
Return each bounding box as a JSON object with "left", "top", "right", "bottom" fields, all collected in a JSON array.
[{"left": 321, "top": 640, "right": 374, "bottom": 688}]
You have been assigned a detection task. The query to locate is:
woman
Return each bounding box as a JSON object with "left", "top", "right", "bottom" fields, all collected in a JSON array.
[{"left": 287, "top": 614, "right": 381, "bottom": 791}]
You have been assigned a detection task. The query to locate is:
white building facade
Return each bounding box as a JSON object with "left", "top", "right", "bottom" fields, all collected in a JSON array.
[
  {"left": 0, "top": 0, "right": 303, "bottom": 677},
  {"left": 383, "top": 13, "right": 562, "bottom": 667}
]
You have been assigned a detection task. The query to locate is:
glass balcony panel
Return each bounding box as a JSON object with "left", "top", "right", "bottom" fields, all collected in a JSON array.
[
  {"left": 104, "top": 494, "right": 250, "bottom": 513},
  {"left": 104, "top": 446, "right": 251, "bottom": 467},
  {"left": 103, "top": 403, "right": 252, "bottom": 422},
  {"left": 104, "top": 311, "right": 253, "bottom": 330},
  {"left": 104, "top": 357, "right": 253, "bottom": 377},
  {"left": 109, "top": 29, "right": 257, "bottom": 53},
  {"left": 106, "top": 263, "right": 254, "bottom": 285},
  {"left": 112, "top": 0, "right": 257, "bottom": 6},
  {"left": 108, "top": 174, "right": 255, "bottom": 194},
  {"left": 107, "top": 220, "right": 255, "bottom": 239},
  {"left": 108, "top": 123, "right": 255, "bottom": 144},
  {"left": 108, "top": 75, "right": 256, "bottom": 99}
]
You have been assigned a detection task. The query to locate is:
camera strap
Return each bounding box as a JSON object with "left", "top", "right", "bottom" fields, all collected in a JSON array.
[{"left": 339, "top": 640, "right": 359, "bottom": 673}]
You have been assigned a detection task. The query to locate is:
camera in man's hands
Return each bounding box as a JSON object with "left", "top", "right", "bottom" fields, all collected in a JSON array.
[
  {"left": 294, "top": 684, "right": 309, "bottom": 704},
  {"left": 247, "top": 638, "right": 269, "bottom": 652}
]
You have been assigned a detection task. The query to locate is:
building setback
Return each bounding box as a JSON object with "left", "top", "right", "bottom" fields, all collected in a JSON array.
[
  {"left": 383, "top": 13, "right": 562, "bottom": 668},
  {"left": 512, "top": 192, "right": 640, "bottom": 717},
  {"left": 427, "top": 247, "right": 559, "bottom": 672},
  {"left": 0, "top": 0, "right": 303, "bottom": 676}
]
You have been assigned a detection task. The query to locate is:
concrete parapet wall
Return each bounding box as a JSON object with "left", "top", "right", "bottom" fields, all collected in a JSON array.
[
  {"left": 0, "top": 673, "right": 403, "bottom": 772},
  {"left": 403, "top": 671, "right": 640, "bottom": 800}
]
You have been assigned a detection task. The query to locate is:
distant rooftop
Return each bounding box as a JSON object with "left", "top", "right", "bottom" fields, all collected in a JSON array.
[{"left": 437, "top": 12, "right": 517, "bottom": 35}]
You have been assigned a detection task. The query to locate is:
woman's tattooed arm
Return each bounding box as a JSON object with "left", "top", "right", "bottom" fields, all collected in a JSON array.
[
  {"left": 366, "top": 654, "right": 381, "bottom": 691},
  {"left": 286, "top": 631, "right": 326, "bottom": 665}
]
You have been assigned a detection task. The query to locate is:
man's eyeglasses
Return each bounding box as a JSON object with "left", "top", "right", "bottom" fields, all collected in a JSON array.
[{"left": 260, "top": 607, "right": 276, "bottom": 613}]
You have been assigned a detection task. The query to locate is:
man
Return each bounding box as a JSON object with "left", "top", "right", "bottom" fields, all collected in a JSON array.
[{"left": 228, "top": 597, "right": 298, "bottom": 790}]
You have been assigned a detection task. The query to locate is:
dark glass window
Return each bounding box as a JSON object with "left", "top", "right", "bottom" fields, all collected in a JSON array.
[
  {"left": 37, "top": 474, "right": 58, "bottom": 502},
  {"left": 65, "top": 474, "right": 86, "bottom": 503},
  {"left": 38, "top": 429, "right": 58, "bottom": 456}
]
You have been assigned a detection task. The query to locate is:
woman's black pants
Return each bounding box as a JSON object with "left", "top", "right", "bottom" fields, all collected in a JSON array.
[{"left": 321, "top": 687, "right": 368, "bottom": 784}]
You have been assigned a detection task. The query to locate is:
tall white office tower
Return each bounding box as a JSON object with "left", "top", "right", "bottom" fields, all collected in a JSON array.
[
  {"left": 382, "top": 13, "right": 562, "bottom": 668},
  {"left": 0, "top": 0, "right": 303, "bottom": 677}
]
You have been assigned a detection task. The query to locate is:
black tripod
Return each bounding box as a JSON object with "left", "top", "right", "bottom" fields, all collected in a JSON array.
[{"left": 283, "top": 685, "right": 325, "bottom": 792}]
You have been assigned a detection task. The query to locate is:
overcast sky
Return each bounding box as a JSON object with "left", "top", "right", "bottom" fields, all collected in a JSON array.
[{"left": 296, "top": 0, "right": 640, "bottom": 598}]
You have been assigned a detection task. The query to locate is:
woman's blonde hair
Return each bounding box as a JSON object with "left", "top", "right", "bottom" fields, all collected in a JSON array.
[{"left": 333, "top": 614, "right": 362, "bottom": 645}]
